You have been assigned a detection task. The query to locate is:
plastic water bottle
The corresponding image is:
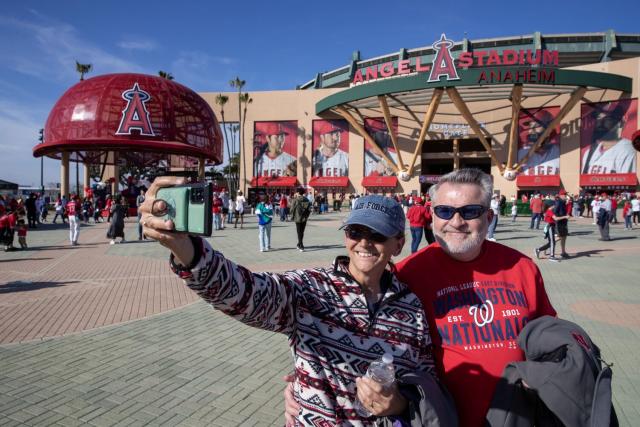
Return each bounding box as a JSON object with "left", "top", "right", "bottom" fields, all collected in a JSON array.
[{"left": 354, "top": 353, "right": 396, "bottom": 417}]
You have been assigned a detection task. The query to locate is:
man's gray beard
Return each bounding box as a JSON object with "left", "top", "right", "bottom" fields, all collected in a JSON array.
[{"left": 434, "top": 228, "right": 486, "bottom": 257}]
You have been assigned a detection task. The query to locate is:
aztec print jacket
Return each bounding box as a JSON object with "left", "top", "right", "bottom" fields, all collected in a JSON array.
[{"left": 174, "top": 239, "right": 435, "bottom": 426}]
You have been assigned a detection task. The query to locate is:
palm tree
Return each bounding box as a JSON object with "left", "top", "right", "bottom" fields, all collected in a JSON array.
[
  {"left": 215, "top": 94, "right": 233, "bottom": 194},
  {"left": 229, "top": 77, "right": 246, "bottom": 191},
  {"left": 239, "top": 93, "right": 252, "bottom": 193},
  {"left": 158, "top": 71, "right": 174, "bottom": 80},
  {"left": 75, "top": 61, "right": 92, "bottom": 81}
]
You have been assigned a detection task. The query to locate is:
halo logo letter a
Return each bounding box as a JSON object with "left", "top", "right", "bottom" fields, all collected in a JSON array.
[
  {"left": 116, "top": 83, "right": 155, "bottom": 136},
  {"left": 428, "top": 34, "right": 460, "bottom": 83}
]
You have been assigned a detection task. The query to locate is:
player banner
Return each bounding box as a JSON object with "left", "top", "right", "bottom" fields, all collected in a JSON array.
[
  {"left": 312, "top": 119, "right": 349, "bottom": 177},
  {"left": 580, "top": 99, "right": 638, "bottom": 175},
  {"left": 364, "top": 117, "right": 398, "bottom": 177},
  {"left": 253, "top": 121, "right": 298, "bottom": 177},
  {"left": 517, "top": 107, "right": 561, "bottom": 176}
]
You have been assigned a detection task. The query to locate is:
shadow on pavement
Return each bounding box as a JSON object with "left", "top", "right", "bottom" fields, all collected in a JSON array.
[
  {"left": 0, "top": 280, "right": 78, "bottom": 293},
  {"left": 501, "top": 236, "right": 535, "bottom": 240},
  {"left": 609, "top": 236, "right": 637, "bottom": 241},
  {"left": 570, "top": 231, "right": 595, "bottom": 236},
  {"left": 303, "top": 244, "right": 344, "bottom": 251},
  {"left": 0, "top": 257, "right": 53, "bottom": 263},
  {"left": 570, "top": 249, "right": 614, "bottom": 259}
]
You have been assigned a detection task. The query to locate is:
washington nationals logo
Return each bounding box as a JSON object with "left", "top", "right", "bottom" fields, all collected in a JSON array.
[
  {"left": 428, "top": 34, "right": 460, "bottom": 83},
  {"left": 116, "top": 83, "right": 155, "bottom": 136},
  {"left": 468, "top": 299, "right": 495, "bottom": 327}
]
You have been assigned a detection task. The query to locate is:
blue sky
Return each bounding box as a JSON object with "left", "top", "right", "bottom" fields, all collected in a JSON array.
[{"left": 1, "top": 0, "right": 638, "bottom": 186}]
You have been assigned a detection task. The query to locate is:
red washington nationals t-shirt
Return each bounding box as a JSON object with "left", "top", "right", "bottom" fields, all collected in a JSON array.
[{"left": 396, "top": 241, "right": 556, "bottom": 427}]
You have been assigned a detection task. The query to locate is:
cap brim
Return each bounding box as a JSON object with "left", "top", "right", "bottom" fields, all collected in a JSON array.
[{"left": 340, "top": 211, "right": 399, "bottom": 237}]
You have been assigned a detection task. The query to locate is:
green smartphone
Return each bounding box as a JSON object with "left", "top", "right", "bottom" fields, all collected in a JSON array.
[{"left": 156, "top": 182, "right": 213, "bottom": 236}]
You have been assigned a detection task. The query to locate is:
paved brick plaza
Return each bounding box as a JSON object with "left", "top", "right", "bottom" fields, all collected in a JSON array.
[{"left": 1, "top": 212, "right": 639, "bottom": 426}]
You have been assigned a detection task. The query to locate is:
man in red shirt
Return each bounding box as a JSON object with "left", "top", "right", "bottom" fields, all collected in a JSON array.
[
  {"left": 529, "top": 194, "right": 543, "bottom": 229},
  {"left": 406, "top": 197, "right": 427, "bottom": 253},
  {"left": 395, "top": 169, "right": 556, "bottom": 426}
]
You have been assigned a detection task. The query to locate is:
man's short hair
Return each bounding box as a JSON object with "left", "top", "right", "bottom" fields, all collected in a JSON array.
[
  {"left": 428, "top": 168, "right": 493, "bottom": 207},
  {"left": 297, "top": 187, "right": 305, "bottom": 196}
]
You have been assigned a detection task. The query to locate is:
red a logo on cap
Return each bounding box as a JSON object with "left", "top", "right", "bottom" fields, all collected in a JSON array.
[
  {"left": 428, "top": 34, "right": 460, "bottom": 83},
  {"left": 116, "top": 83, "right": 155, "bottom": 136}
]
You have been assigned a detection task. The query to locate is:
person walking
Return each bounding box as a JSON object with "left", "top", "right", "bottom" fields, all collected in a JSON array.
[
  {"left": 212, "top": 193, "right": 223, "bottom": 231},
  {"left": 486, "top": 194, "right": 500, "bottom": 241},
  {"left": 623, "top": 199, "right": 633, "bottom": 230},
  {"left": 609, "top": 194, "right": 618, "bottom": 224},
  {"left": 219, "top": 190, "right": 229, "bottom": 229},
  {"left": 632, "top": 195, "right": 640, "bottom": 225},
  {"left": 406, "top": 197, "right": 427, "bottom": 253},
  {"left": 529, "top": 194, "right": 543, "bottom": 229},
  {"left": 16, "top": 219, "right": 28, "bottom": 249},
  {"left": 255, "top": 195, "right": 274, "bottom": 252},
  {"left": 66, "top": 195, "right": 81, "bottom": 246},
  {"left": 534, "top": 205, "right": 559, "bottom": 262},
  {"left": 510, "top": 201, "right": 518, "bottom": 222},
  {"left": 136, "top": 190, "right": 146, "bottom": 240},
  {"left": 279, "top": 193, "right": 288, "bottom": 221},
  {"left": 107, "top": 196, "right": 126, "bottom": 244},
  {"left": 25, "top": 193, "right": 38, "bottom": 228},
  {"left": 597, "top": 193, "right": 612, "bottom": 241},
  {"left": 227, "top": 197, "right": 235, "bottom": 225},
  {"left": 52, "top": 197, "right": 66, "bottom": 224},
  {"left": 554, "top": 190, "right": 571, "bottom": 258},
  {"left": 291, "top": 187, "right": 311, "bottom": 252},
  {"left": 234, "top": 191, "right": 246, "bottom": 229}
]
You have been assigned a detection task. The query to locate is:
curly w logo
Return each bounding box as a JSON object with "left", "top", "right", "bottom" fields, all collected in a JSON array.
[{"left": 469, "top": 299, "right": 495, "bottom": 327}]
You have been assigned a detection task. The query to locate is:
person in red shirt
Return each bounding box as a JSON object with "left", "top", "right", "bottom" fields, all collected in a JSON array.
[
  {"left": 406, "top": 197, "right": 427, "bottom": 253},
  {"left": 212, "top": 193, "right": 223, "bottom": 231},
  {"left": 279, "top": 193, "right": 288, "bottom": 221},
  {"left": 534, "top": 206, "right": 559, "bottom": 261},
  {"left": 66, "top": 195, "right": 81, "bottom": 246},
  {"left": 529, "top": 194, "right": 543, "bottom": 229},
  {"left": 393, "top": 169, "right": 556, "bottom": 427}
]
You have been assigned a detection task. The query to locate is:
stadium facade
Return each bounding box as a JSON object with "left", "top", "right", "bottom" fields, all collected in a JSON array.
[{"left": 201, "top": 31, "right": 640, "bottom": 199}]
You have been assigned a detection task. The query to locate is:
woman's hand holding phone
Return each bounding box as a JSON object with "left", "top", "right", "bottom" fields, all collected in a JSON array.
[{"left": 139, "top": 176, "right": 195, "bottom": 267}]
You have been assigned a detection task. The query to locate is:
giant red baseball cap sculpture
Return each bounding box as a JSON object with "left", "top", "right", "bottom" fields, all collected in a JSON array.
[{"left": 34, "top": 73, "right": 223, "bottom": 166}]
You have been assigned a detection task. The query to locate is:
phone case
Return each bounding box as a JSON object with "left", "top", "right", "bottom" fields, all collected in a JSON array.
[
  {"left": 156, "top": 187, "right": 189, "bottom": 231},
  {"left": 156, "top": 183, "right": 212, "bottom": 237}
]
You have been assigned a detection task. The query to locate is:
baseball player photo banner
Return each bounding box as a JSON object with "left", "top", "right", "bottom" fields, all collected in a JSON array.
[
  {"left": 364, "top": 117, "right": 398, "bottom": 177},
  {"left": 253, "top": 121, "right": 298, "bottom": 178},
  {"left": 312, "top": 119, "right": 349, "bottom": 177},
  {"left": 517, "top": 107, "right": 561, "bottom": 176},
  {"left": 580, "top": 99, "right": 638, "bottom": 175}
]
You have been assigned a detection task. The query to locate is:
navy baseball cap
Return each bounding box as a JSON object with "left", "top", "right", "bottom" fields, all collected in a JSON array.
[{"left": 341, "top": 195, "right": 405, "bottom": 237}]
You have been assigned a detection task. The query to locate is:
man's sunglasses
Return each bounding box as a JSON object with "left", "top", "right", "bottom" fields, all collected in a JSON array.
[
  {"left": 433, "top": 205, "right": 488, "bottom": 220},
  {"left": 344, "top": 226, "right": 389, "bottom": 243}
]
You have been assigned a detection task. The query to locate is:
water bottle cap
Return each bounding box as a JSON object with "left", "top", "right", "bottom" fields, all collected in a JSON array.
[{"left": 382, "top": 353, "right": 393, "bottom": 364}]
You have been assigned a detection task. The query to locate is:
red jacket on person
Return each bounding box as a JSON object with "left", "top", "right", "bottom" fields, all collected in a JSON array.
[{"left": 406, "top": 204, "right": 428, "bottom": 228}]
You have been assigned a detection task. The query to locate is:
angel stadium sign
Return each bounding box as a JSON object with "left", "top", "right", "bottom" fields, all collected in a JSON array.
[{"left": 351, "top": 33, "right": 559, "bottom": 86}]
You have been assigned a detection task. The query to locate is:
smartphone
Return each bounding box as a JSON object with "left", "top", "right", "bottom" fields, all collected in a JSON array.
[{"left": 156, "top": 182, "right": 213, "bottom": 236}]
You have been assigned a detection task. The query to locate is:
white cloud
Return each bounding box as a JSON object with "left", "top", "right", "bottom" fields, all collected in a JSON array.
[
  {"left": 117, "top": 39, "right": 158, "bottom": 52},
  {"left": 170, "top": 51, "right": 238, "bottom": 90},
  {"left": 0, "top": 15, "right": 147, "bottom": 83}
]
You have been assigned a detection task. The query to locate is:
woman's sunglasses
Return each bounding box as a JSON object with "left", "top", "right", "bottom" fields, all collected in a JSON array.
[
  {"left": 344, "top": 226, "right": 389, "bottom": 243},
  {"left": 433, "top": 204, "right": 487, "bottom": 220}
]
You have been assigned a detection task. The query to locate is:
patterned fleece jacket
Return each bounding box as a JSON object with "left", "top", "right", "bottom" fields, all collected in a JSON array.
[{"left": 173, "top": 238, "right": 435, "bottom": 426}]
